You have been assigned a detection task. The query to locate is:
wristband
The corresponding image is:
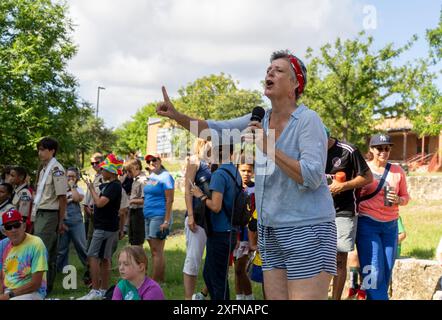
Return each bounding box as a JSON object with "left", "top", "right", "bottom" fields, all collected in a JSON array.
[{"left": 163, "top": 220, "right": 169, "bottom": 225}]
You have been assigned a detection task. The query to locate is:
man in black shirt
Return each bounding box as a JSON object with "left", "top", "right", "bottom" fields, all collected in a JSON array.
[
  {"left": 325, "top": 129, "right": 373, "bottom": 300},
  {"left": 78, "top": 154, "right": 123, "bottom": 300}
]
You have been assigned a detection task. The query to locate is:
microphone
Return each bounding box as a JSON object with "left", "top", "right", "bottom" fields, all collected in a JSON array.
[
  {"left": 240, "top": 107, "right": 266, "bottom": 157},
  {"left": 250, "top": 106, "right": 265, "bottom": 123}
]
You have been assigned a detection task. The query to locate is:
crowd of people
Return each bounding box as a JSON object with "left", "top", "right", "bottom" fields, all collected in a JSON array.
[{"left": 0, "top": 49, "right": 440, "bottom": 301}]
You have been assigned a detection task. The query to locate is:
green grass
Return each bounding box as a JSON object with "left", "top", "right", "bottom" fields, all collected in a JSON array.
[
  {"left": 48, "top": 195, "right": 441, "bottom": 300},
  {"left": 399, "top": 200, "right": 442, "bottom": 259},
  {"left": 162, "top": 159, "right": 184, "bottom": 174}
]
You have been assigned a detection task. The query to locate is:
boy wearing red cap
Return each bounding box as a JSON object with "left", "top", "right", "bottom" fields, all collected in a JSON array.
[{"left": 0, "top": 209, "right": 48, "bottom": 300}]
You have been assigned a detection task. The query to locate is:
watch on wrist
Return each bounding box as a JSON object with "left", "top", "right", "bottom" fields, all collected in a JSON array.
[
  {"left": 7, "top": 290, "right": 15, "bottom": 298},
  {"left": 163, "top": 220, "right": 169, "bottom": 225}
]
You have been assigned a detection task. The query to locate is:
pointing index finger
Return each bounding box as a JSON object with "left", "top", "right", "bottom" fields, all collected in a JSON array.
[{"left": 162, "top": 86, "right": 171, "bottom": 103}]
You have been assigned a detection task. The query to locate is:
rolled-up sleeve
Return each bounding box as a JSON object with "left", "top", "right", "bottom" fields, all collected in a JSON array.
[{"left": 298, "top": 111, "right": 327, "bottom": 191}]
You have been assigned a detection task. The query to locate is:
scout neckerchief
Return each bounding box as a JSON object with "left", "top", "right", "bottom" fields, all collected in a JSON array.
[
  {"left": 31, "top": 157, "right": 57, "bottom": 219},
  {"left": 117, "top": 279, "right": 141, "bottom": 300}
]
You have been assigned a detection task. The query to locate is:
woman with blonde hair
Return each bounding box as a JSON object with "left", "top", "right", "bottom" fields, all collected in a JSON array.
[{"left": 183, "top": 138, "right": 212, "bottom": 300}]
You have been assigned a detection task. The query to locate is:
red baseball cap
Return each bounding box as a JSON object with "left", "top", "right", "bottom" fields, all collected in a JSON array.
[
  {"left": 2, "top": 209, "right": 23, "bottom": 226},
  {"left": 144, "top": 153, "right": 161, "bottom": 161}
]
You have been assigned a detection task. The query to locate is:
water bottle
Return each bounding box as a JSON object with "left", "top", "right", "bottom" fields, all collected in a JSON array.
[
  {"left": 335, "top": 171, "right": 346, "bottom": 183},
  {"left": 384, "top": 185, "right": 395, "bottom": 207},
  {"left": 197, "top": 175, "right": 212, "bottom": 198}
]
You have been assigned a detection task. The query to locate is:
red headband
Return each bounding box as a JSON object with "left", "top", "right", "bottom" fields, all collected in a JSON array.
[{"left": 288, "top": 55, "right": 305, "bottom": 95}]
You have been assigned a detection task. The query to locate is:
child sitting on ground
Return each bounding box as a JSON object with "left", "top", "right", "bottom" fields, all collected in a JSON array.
[{"left": 112, "top": 245, "right": 165, "bottom": 300}]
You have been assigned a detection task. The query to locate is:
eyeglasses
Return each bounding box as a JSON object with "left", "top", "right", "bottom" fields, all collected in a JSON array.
[
  {"left": 374, "top": 146, "right": 392, "bottom": 152},
  {"left": 4, "top": 222, "right": 22, "bottom": 231},
  {"left": 146, "top": 159, "right": 158, "bottom": 164},
  {"left": 91, "top": 161, "right": 100, "bottom": 166}
]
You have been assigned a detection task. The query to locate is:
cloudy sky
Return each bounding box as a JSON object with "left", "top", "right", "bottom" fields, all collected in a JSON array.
[{"left": 67, "top": 0, "right": 441, "bottom": 129}]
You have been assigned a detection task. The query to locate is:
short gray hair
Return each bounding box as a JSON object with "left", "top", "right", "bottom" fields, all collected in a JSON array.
[{"left": 270, "top": 50, "right": 307, "bottom": 99}]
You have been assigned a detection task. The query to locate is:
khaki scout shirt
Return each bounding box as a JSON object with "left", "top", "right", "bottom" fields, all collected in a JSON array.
[
  {"left": 12, "top": 184, "right": 33, "bottom": 217},
  {"left": 37, "top": 159, "right": 67, "bottom": 210},
  {"left": 120, "top": 188, "right": 130, "bottom": 210},
  {"left": 129, "top": 172, "right": 147, "bottom": 209}
]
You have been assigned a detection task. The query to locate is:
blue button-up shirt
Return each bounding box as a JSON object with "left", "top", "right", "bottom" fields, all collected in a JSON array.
[{"left": 207, "top": 104, "right": 336, "bottom": 228}]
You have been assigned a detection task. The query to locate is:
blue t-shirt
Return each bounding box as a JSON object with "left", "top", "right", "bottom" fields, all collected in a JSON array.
[
  {"left": 143, "top": 170, "right": 175, "bottom": 218},
  {"left": 209, "top": 163, "right": 242, "bottom": 233}
]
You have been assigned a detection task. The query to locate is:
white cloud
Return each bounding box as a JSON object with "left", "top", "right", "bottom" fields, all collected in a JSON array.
[{"left": 67, "top": 0, "right": 360, "bottom": 128}]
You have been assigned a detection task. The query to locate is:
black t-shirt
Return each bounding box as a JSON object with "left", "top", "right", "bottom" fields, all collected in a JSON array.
[
  {"left": 326, "top": 139, "right": 370, "bottom": 216},
  {"left": 94, "top": 180, "right": 122, "bottom": 232}
]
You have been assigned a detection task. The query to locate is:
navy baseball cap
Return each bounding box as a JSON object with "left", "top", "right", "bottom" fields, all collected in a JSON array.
[{"left": 369, "top": 134, "right": 394, "bottom": 147}]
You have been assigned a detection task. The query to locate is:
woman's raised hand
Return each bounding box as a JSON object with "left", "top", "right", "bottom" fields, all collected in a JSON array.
[{"left": 156, "top": 86, "right": 178, "bottom": 119}]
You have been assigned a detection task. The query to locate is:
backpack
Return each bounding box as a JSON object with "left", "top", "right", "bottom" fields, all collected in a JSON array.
[{"left": 219, "top": 168, "right": 252, "bottom": 228}]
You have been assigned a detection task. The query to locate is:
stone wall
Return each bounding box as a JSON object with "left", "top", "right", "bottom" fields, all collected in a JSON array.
[
  {"left": 391, "top": 258, "right": 442, "bottom": 300},
  {"left": 406, "top": 176, "right": 442, "bottom": 201}
]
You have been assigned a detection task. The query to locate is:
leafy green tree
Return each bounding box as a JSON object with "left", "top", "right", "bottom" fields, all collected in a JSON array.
[
  {"left": 0, "top": 0, "right": 79, "bottom": 170},
  {"left": 68, "top": 103, "right": 117, "bottom": 169},
  {"left": 427, "top": 8, "right": 442, "bottom": 62},
  {"left": 302, "top": 32, "right": 425, "bottom": 151},
  {"left": 176, "top": 73, "right": 263, "bottom": 120},
  {"left": 410, "top": 10, "right": 441, "bottom": 164}
]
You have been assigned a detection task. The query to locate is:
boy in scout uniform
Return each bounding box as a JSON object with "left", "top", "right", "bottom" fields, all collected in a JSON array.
[
  {"left": 9, "top": 166, "right": 33, "bottom": 232},
  {"left": 33, "top": 137, "right": 67, "bottom": 294},
  {"left": 124, "top": 158, "right": 147, "bottom": 246}
]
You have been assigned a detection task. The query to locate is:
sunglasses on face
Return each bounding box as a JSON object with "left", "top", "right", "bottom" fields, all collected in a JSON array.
[
  {"left": 146, "top": 159, "right": 158, "bottom": 164},
  {"left": 4, "top": 222, "right": 22, "bottom": 231},
  {"left": 374, "top": 146, "right": 391, "bottom": 152},
  {"left": 91, "top": 161, "right": 100, "bottom": 166}
]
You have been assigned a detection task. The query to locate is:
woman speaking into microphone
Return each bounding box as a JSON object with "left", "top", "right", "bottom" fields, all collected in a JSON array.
[{"left": 156, "top": 50, "right": 336, "bottom": 300}]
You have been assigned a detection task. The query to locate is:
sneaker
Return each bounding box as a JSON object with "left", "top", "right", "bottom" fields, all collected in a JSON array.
[
  {"left": 77, "top": 289, "right": 104, "bottom": 300},
  {"left": 192, "top": 292, "right": 206, "bottom": 300},
  {"left": 346, "top": 287, "right": 358, "bottom": 299},
  {"left": 356, "top": 289, "right": 366, "bottom": 300}
]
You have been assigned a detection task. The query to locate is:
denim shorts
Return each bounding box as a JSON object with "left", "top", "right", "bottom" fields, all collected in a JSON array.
[
  {"left": 336, "top": 215, "right": 358, "bottom": 253},
  {"left": 145, "top": 216, "right": 169, "bottom": 240}
]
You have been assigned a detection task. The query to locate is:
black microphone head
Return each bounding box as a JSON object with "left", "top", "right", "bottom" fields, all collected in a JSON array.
[{"left": 250, "top": 106, "right": 265, "bottom": 122}]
